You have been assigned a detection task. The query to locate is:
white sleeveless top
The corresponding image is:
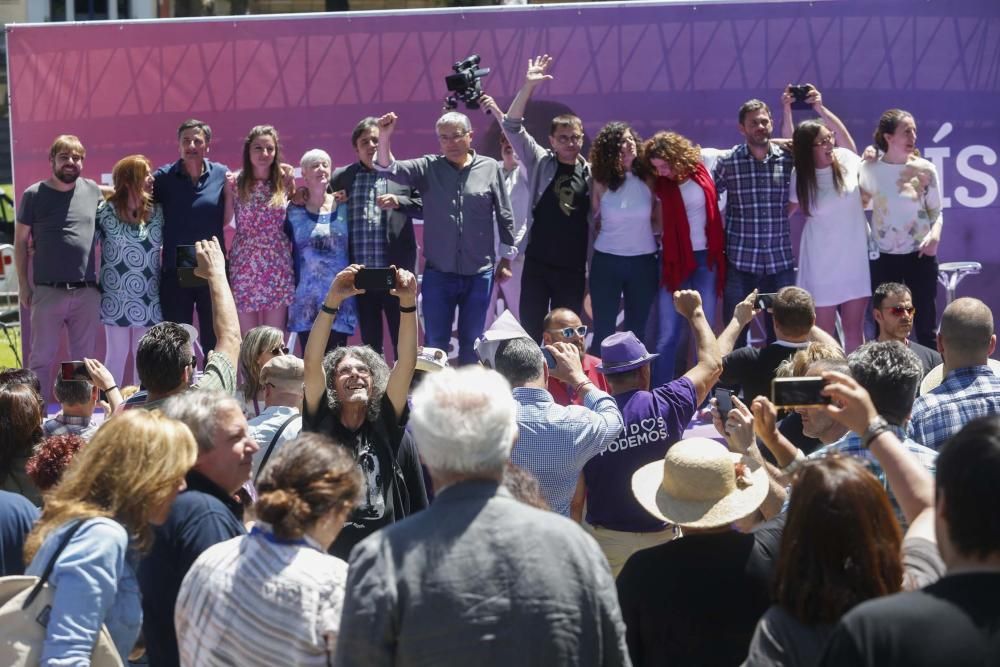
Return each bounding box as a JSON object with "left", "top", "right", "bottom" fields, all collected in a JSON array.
[{"left": 594, "top": 172, "right": 657, "bottom": 256}]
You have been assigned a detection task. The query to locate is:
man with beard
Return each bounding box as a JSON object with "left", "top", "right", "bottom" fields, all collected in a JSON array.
[
  {"left": 873, "top": 282, "right": 941, "bottom": 376},
  {"left": 331, "top": 117, "right": 422, "bottom": 356},
  {"left": 713, "top": 99, "right": 796, "bottom": 348},
  {"left": 15, "top": 135, "right": 104, "bottom": 402},
  {"left": 301, "top": 264, "right": 428, "bottom": 559},
  {"left": 541, "top": 307, "right": 608, "bottom": 407}
]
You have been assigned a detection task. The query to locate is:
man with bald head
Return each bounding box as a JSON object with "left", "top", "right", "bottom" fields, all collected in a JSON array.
[
  {"left": 541, "top": 307, "right": 608, "bottom": 406},
  {"left": 909, "top": 297, "right": 1000, "bottom": 451}
]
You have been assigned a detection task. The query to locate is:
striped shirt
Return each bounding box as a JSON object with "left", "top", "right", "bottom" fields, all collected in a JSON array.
[
  {"left": 712, "top": 142, "right": 795, "bottom": 274},
  {"left": 909, "top": 365, "right": 1000, "bottom": 451},
  {"left": 175, "top": 524, "right": 348, "bottom": 667},
  {"left": 510, "top": 386, "right": 623, "bottom": 516}
]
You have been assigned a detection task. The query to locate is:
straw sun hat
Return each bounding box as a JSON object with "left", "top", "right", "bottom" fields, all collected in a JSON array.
[{"left": 631, "top": 437, "right": 769, "bottom": 529}]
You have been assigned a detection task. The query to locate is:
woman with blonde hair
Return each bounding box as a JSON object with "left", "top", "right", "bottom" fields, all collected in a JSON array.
[
  {"left": 96, "top": 154, "right": 165, "bottom": 385},
  {"left": 23, "top": 410, "right": 197, "bottom": 664},
  {"left": 229, "top": 125, "right": 295, "bottom": 334},
  {"left": 237, "top": 324, "right": 288, "bottom": 418},
  {"left": 176, "top": 433, "right": 361, "bottom": 666}
]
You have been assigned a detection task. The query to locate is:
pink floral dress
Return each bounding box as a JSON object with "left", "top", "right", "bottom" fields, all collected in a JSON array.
[{"left": 230, "top": 180, "right": 295, "bottom": 312}]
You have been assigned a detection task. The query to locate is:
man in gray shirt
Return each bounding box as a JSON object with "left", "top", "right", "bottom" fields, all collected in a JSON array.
[
  {"left": 334, "top": 365, "right": 631, "bottom": 667},
  {"left": 15, "top": 134, "right": 104, "bottom": 402},
  {"left": 375, "top": 111, "right": 516, "bottom": 365}
]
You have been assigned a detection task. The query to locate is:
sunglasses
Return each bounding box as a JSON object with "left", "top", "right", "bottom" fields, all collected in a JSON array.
[
  {"left": 548, "top": 325, "right": 588, "bottom": 339},
  {"left": 271, "top": 345, "right": 290, "bottom": 356},
  {"left": 886, "top": 306, "right": 916, "bottom": 316}
]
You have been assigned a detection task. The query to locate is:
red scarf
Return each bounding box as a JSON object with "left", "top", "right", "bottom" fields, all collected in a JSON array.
[{"left": 655, "top": 162, "right": 726, "bottom": 295}]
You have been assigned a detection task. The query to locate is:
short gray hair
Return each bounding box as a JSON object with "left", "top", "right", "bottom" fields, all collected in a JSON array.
[
  {"left": 436, "top": 112, "right": 471, "bottom": 134},
  {"left": 161, "top": 390, "right": 240, "bottom": 453},
  {"left": 939, "top": 297, "right": 994, "bottom": 355},
  {"left": 493, "top": 337, "right": 544, "bottom": 387},
  {"left": 410, "top": 366, "right": 517, "bottom": 476},
  {"left": 848, "top": 342, "right": 922, "bottom": 426},
  {"left": 300, "top": 148, "right": 331, "bottom": 172},
  {"left": 321, "top": 346, "right": 389, "bottom": 421}
]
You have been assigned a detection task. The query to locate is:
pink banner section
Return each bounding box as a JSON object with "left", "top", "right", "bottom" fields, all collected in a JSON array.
[{"left": 6, "top": 0, "right": 1000, "bottom": 370}]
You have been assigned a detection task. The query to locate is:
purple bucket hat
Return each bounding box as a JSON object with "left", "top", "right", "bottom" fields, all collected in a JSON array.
[{"left": 596, "top": 331, "right": 659, "bottom": 374}]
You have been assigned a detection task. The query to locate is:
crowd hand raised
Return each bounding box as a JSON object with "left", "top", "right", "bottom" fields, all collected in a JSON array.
[
  {"left": 193, "top": 237, "right": 226, "bottom": 280},
  {"left": 724, "top": 395, "right": 755, "bottom": 455},
  {"left": 780, "top": 85, "right": 795, "bottom": 109},
  {"left": 750, "top": 396, "right": 780, "bottom": 446},
  {"left": 546, "top": 341, "right": 585, "bottom": 384},
  {"left": 525, "top": 54, "right": 554, "bottom": 87},
  {"left": 805, "top": 84, "right": 823, "bottom": 110},
  {"left": 376, "top": 193, "right": 400, "bottom": 210},
  {"left": 821, "top": 370, "right": 879, "bottom": 434},
  {"left": 672, "top": 289, "right": 704, "bottom": 320},
  {"left": 735, "top": 289, "right": 759, "bottom": 326},
  {"left": 328, "top": 264, "right": 365, "bottom": 303},
  {"left": 479, "top": 94, "right": 503, "bottom": 119},
  {"left": 390, "top": 266, "right": 418, "bottom": 307},
  {"left": 83, "top": 358, "right": 116, "bottom": 391},
  {"left": 377, "top": 112, "right": 398, "bottom": 136}
]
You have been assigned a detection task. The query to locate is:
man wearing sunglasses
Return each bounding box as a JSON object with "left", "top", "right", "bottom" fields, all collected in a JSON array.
[
  {"left": 873, "top": 282, "right": 941, "bottom": 377},
  {"left": 542, "top": 308, "right": 609, "bottom": 407}
]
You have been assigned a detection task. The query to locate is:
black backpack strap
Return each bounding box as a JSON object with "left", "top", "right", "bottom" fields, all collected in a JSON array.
[
  {"left": 254, "top": 414, "right": 300, "bottom": 485},
  {"left": 23, "top": 519, "right": 87, "bottom": 608}
]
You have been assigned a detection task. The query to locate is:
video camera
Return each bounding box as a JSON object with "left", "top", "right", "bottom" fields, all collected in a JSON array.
[{"left": 444, "top": 54, "right": 490, "bottom": 110}]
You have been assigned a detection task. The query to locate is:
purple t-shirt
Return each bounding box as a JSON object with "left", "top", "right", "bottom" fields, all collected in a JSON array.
[{"left": 583, "top": 377, "right": 698, "bottom": 532}]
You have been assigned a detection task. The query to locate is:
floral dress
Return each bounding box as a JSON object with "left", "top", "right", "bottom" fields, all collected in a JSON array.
[
  {"left": 95, "top": 201, "right": 163, "bottom": 327},
  {"left": 230, "top": 180, "right": 295, "bottom": 312},
  {"left": 285, "top": 203, "right": 357, "bottom": 335}
]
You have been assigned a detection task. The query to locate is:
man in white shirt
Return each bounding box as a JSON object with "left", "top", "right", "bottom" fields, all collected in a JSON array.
[{"left": 249, "top": 355, "right": 304, "bottom": 482}]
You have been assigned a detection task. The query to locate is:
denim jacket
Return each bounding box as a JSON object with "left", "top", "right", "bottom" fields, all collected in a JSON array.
[{"left": 26, "top": 517, "right": 141, "bottom": 665}]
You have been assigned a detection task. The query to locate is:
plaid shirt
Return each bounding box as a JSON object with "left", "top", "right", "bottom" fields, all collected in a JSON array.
[
  {"left": 348, "top": 166, "right": 389, "bottom": 268},
  {"left": 43, "top": 413, "right": 98, "bottom": 440},
  {"left": 809, "top": 425, "right": 937, "bottom": 527},
  {"left": 909, "top": 365, "right": 1000, "bottom": 452},
  {"left": 712, "top": 142, "right": 794, "bottom": 274},
  {"left": 510, "top": 386, "right": 623, "bottom": 517}
]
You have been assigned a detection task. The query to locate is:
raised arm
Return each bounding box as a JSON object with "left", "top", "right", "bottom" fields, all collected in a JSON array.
[
  {"left": 194, "top": 236, "right": 241, "bottom": 369},
  {"left": 675, "top": 290, "right": 723, "bottom": 404},
  {"left": 717, "top": 289, "right": 758, "bottom": 356},
  {"left": 84, "top": 358, "right": 123, "bottom": 413},
  {"left": 780, "top": 85, "right": 795, "bottom": 140},
  {"left": 375, "top": 113, "right": 397, "bottom": 168},
  {"left": 304, "top": 265, "right": 364, "bottom": 417},
  {"left": 807, "top": 86, "right": 857, "bottom": 154},
  {"left": 506, "top": 54, "right": 553, "bottom": 122},
  {"left": 718, "top": 396, "right": 787, "bottom": 518},
  {"left": 373, "top": 112, "right": 430, "bottom": 191},
  {"left": 384, "top": 267, "right": 418, "bottom": 419}
]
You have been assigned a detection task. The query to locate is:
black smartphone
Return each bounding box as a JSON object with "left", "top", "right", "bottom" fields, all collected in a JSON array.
[
  {"left": 176, "top": 245, "right": 207, "bottom": 288},
  {"left": 714, "top": 387, "right": 734, "bottom": 415},
  {"left": 541, "top": 347, "right": 557, "bottom": 370},
  {"left": 60, "top": 361, "right": 88, "bottom": 382},
  {"left": 772, "top": 377, "right": 830, "bottom": 408},
  {"left": 756, "top": 292, "right": 777, "bottom": 311},
  {"left": 789, "top": 84, "right": 812, "bottom": 110},
  {"left": 355, "top": 267, "right": 396, "bottom": 291}
]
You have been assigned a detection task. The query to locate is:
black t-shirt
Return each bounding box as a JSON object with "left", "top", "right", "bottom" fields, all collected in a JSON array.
[
  {"left": 908, "top": 340, "right": 943, "bottom": 377},
  {"left": 526, "top": 161, "right": 590, "bottom": 270},
  {"left": 819, "top": 572, "right": 1000, "bottom": 667},
  {"left": 303, "top": 391, "right": 426, "bottom": 560},
  {"left": 720, "top": 343, "right": 803, "bottom": 403},
  {"left": 617, "top": 515, "right": 785, "bottom": 666}
]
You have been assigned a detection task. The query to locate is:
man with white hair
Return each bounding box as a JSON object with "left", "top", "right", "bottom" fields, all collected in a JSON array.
[
  {"left": 334, "top": 366, "right": 631, "bottom": 667},
  {"left": 375, "top": 110, "right": 517, "bottom": 364}
]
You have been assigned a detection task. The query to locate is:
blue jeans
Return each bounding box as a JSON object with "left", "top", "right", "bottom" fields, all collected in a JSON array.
[
  {"left": 421, "top": 267, "right": 493, "bottom": 365},
  {"left": 722, "top": 263, "right": 797, "bottom": 349},
  {"left": 589, "top": 251, "right": 659, "bottom": 354},
  {"left": 652, "top": 251, "right": 718, "bottom": 386}
]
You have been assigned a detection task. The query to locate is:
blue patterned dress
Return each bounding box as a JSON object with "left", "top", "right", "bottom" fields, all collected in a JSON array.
[
  {"left": 95, "top": 201, "right": 163, "bottom": 327},
  {"left": 285, "top": 203, "right": 357, "bottom": 335}
]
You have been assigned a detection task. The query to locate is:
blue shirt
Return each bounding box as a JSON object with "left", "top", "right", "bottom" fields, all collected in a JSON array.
[
  {"left": 511, "top": 386, "right": 624, "bottom": 517},
  {"left": 808, "top": 425, "right": 938, "bottom": 527},
  {"left": 0, "top": 490, "right": 39, "bottom": 576},
  {"left": 153, "top": 159, "right": 229, "bottom": 270},
  {"left": 26, "top": 517, "right": 141, "bottom": 665},
  {"left": 909, "top": 365, "right": 1000, "bottom": 451}
]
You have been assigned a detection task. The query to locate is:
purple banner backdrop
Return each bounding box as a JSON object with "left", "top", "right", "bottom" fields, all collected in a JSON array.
[{"left": 6, "top": 0, "right": 1000, "bottom": 367}]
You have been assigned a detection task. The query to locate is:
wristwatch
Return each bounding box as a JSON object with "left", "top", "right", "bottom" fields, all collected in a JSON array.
[{"left": 861, "top": 415, "right": 891, "bottom": 450}]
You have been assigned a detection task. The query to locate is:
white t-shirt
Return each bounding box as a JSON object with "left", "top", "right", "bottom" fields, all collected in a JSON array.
[
  {"left": 679, "top": 179, "right": 708, "bottom": 251},
  {"left": 789, "top": 148, "right": 871, "bottom": 306},
  {"left": 858, "top": 156, "right": 942, "bottom": 254},
  {"left": 594, "top": 172, "right": 657, "bottom": 256}
]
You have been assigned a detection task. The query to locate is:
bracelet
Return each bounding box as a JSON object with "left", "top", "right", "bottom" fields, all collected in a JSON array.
[
  {"left": 573, "top": 380, "right": 593, "bottom": 394},
  {"left": 106, "top": 385, "right": 118, "bottom": 393},
  {"left": 320, "top": 304, "right": 339, "bottom": 316},
  {"left": 399, "top": 304, "right": 417, "bottom": 313}
]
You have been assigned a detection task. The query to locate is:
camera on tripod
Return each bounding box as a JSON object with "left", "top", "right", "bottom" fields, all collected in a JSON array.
[{"left": 444, "top": 54, "right": 490, "bottom": 110}]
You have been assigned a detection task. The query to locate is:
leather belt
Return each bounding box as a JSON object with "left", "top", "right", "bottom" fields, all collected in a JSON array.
[{"left": 37, "top": 281, "right": 98, "bottom": 290}]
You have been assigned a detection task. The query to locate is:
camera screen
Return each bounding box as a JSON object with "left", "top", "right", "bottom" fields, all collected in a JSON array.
[
  {"left": 60, "top": 361, "right": 88, "bottom": 382},
  {"left": 176, "top": 245, "right": 198, "bottom": 269},
  {"left": 772, "top": 377, "right": 829, "bottom": 407}
]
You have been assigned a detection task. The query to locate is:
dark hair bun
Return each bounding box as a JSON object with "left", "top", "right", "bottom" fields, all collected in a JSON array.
[{"left": 256, "top": 488, "right": 311, "bottom": 537}]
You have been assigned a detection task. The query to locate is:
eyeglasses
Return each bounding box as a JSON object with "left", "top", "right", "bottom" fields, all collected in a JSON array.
[
  {"left": 554, "top": 134, "right": 584, "bottom": 145},
  {"left": 548, "top": 325, "right": 588, "bottom": 339},
  {"left": 886, "top": 305, "right": 916, "bottom": 316},
  {"left": 813, "top": 135, "right": 835, "bottom": 147},
  {"left": 438, "top": 131, "right": 469, "bottom": 143},
  {"left": 271, "top": 345, "right": 289, "bottom": 356}
]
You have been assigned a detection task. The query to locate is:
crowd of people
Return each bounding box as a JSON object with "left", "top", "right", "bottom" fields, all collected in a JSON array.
[{"left": 0, "top": 52, "right": 997, "bottom": 667}]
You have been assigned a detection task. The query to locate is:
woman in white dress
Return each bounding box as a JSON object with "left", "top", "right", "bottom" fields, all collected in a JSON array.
[{"left": 787, "top": 87, "right": 869, "bottom": 351}]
